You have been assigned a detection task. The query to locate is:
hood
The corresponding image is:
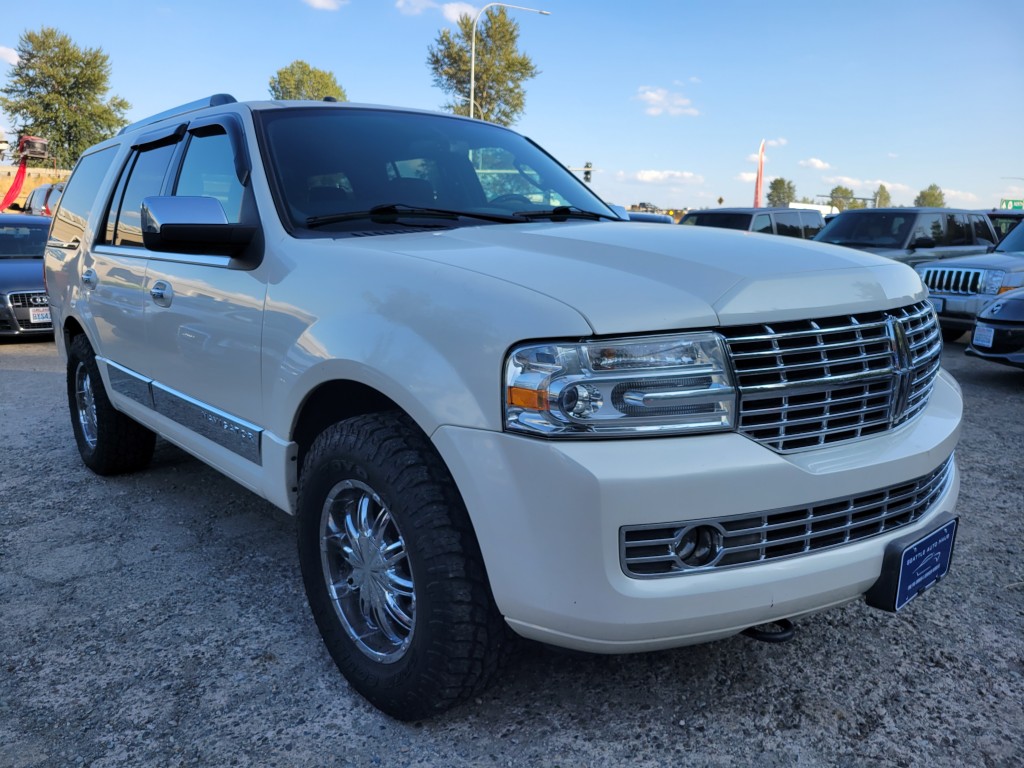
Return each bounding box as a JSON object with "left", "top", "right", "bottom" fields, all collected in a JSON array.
[
  {"left": 979, "top": 289, "right": 1024, "bottom": 321},
  {"left": 918, "top": 252, "right": 1024, "bottom": 272},
  {"left": 371, "top": 222, "right": 925, "bottom": 335},
  {"left": 0, "top": 258, "right": 45, "bottom": 292}
]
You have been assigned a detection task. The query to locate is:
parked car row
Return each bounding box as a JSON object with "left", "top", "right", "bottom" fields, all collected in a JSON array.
[
  {"left": 669, "top": 204, "right": 1024, "bottom": 371},
  {"left": 812, "top": 206, "right": 1024, "bottom": 368}
]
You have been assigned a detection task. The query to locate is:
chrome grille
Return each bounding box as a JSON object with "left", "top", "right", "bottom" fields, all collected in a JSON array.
[
  {"left": 918, "top": 267, "right": 985, "bottom": 295},
  {"left": 621, "top": 455, "right": 954, "bottom": 578},
  {"left": 722, "top": 301, "right": 942, "bottom": 452},
  {"left": 9, "top": 292, "right": 49, "bottom": 308}
]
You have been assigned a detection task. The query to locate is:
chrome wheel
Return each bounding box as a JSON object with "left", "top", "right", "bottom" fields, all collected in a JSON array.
[
  {"left": 320, "top": 479, "right": 415, "bottom": 663},
  {"left": 74, "top": 361, "right": 98, "bottom": 449}
]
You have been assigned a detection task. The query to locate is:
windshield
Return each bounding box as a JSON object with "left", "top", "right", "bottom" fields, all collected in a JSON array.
[
  {"left": 815, "top": 211, "right": 915, "bottom": 249},
  {"left": 995, "top": 218, "right": 1024, "bottom": 253},
  {"left": 0, "top": 219, "right": 49, "bottom": 258},
  {"left": 678, "top": 212, "right": 752, "bottom": 231},
  {"left": 257, "top": 107, "right": 617, "bottom": 232}
]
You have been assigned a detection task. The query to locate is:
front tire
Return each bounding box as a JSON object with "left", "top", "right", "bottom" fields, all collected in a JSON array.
[
  {"left": 297, "top": 412, "right": 507, "bottom": 720},
  {"left": 67, "top": 334, "right": 155, "bottom": 475}
]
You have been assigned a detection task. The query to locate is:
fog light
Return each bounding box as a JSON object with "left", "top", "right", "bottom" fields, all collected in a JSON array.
[{"left": 672, "top": 525, "right": 722, "bottom": 568}]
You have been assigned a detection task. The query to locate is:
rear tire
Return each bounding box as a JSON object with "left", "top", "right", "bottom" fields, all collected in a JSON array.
[
  {"left": 297, "top": 412, "right": 507, "bottom": 720},
  {"left": 67, "top": 334, "right": 155, "bottom": 475}
]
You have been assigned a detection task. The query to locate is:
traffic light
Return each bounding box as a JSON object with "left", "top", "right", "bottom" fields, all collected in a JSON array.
[{"left": 583, "top": 162, "right": 592, "bottom": 183}]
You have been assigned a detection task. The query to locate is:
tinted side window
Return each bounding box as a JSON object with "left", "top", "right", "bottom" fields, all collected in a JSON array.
[
  {"left": 175, "top": 131, "right": 245, "bottom": 223},
  {"left": 751, "top": 214, "right": 773, "bottom": 234},
  {"left": 800, "top": 211, "right": 824, "bottom": 238},
  {"left": 910, "top": 213, "right": 945, "bottom": 245},
  {"left": 945, "top": 214, "right": 968, "bottom": 245},
  {"left": 970, "top": 214, "right": 995, "bottom": 246},
  {"left": 774, "top": 212, "right": 802, "bottom": 238},
  {"left": 110, "top": 143, "right": 176, "bottom": 247},
  {"left": 51, "top": 147, "right": 118, "bottom": 246}
]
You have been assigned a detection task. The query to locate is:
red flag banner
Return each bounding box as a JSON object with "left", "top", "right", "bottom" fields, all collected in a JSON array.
[{"left": 0, "top": 157, "right": 29, "bottom": 210}]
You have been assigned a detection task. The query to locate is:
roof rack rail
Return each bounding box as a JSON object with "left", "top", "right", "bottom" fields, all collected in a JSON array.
[{"left": 118, "top": 94, "right": 238, "bottom": 136}]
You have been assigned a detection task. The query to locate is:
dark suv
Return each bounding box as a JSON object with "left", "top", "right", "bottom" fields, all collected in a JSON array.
[
  {"left": 678, "top": 207, "right": 825, "bottom": 239},
  {"left": 815, "top": 208, "right": 997, "bottom": 267}
]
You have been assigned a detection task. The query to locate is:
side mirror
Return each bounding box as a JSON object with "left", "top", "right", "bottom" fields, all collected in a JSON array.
[
  {"left": 141, "top": 196, "right": 256, "bottom": 257},
  {"left": 910, "top": 236, "right": 936, "bottom": 250}
]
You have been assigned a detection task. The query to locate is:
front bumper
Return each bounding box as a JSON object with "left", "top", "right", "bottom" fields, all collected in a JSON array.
[
  {"left": 0, "top": 292, "right": 53, "bottom": 336},
  {"left": 932, "top": 293, "right": 996, "bottom": 331},
  {"left": 966, "top": 320, "right": 1024, "bottom": 369},
  {"left": 433, "top": 370, "right": 962, "bottom": 653}
]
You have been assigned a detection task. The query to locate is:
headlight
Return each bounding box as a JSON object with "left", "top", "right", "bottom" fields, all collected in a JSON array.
[
  {"left": 997, "top": 270, "right": 1024, "bottom": 294},
  {"left": 983, "top": 270, "right": 1006, "bottom": 294},
  {"left": 504, "top": 332, "right": 737, "bottom": 437}
]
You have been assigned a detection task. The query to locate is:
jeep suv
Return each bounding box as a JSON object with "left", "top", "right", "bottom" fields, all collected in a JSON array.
[
  {"left": 916, "top": 217, "right": 1024, "bottom": 341},
  {"left": 815, "top": 207, "right": 997, "bottom": 267},
  {"left": 45, "top": 95, "right": 962, "bottom": 720}
]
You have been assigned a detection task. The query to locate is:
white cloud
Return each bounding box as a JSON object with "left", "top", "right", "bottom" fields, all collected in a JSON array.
[
  {"left": 823, "top": 175, "right": 863, "bottom": 188},
  {"left": 303, "top": 0, "right": 348, "bottom": 9},
  {"left": 800, "top": 157, "right": 830, "bottom": 170},
  {"left": 635, "top": 86, "right": 699, "bottom": 117},
  {"left": 396, "top": 0, "right": 435, "bottom": 13},
  {"left": 0, "top": 47, "right": 18, "bottom": 66},
  {"left": 442, "top": 2, "right": 475, "bottom": 21},
  {"left": 746, "top": 152, "right": 769, "bottom": 164},
  {"left": 738, "top": 172, "right": 757, "bottom": 183},
  {"left": 944, "top": 188, "right": 979, "bottom": 204},
  {"left": 631, "top": 169, "right": 704, "bottom": 185},
  {"left": 765, "top": 138, "right": 787, "bottom": 147}
]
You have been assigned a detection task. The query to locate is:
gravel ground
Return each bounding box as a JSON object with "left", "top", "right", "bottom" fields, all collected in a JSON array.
[{"left": 1, "top": 336, "right": 1022, "bottom": 768}]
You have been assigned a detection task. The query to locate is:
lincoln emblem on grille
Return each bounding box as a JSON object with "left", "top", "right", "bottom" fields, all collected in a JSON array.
[{"left": 887, "top": 317, "right": 913, "bottom": 424}]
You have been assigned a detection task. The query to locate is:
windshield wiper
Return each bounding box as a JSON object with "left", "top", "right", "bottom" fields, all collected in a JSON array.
[
  {"left": 306, "top": 204, "right": 525, "bottom": 228},
  {"left": 513, "top": 205, "right": 619, "bottom": 222}
]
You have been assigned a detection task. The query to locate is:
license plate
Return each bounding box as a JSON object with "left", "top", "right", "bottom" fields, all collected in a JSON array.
[
  {"left": 893, "top": 519, "right": 957, "bottom": 611},
  {"left": 929, "top": 297, "right": 945, "bottom": 314},
  {"left": 973, "top": 324, "right": 994, "bottom": 348},
  {"left": 29, "top": 307, "right": 51, "bottom": 324},
  {"left": 866, "top": 517, "right": 957, "bottom": 612}
]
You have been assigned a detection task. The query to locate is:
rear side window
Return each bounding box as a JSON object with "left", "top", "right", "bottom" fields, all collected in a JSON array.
[
  {"left": 50, "top": 147, "right": 118, "bottom": 246},
  {"left": 774, "top": 212, "right": 802, "bottom": 238},
  {"left": 799, "top": 211, "right": 824, "bottom": 238},
  {"left": 751, "top": 214, "right": 772, "bottom": 234}
]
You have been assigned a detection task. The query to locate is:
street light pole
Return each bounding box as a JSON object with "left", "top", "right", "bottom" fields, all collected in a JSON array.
[{"left": 469, "top": 2, "right": 550, "bottom": 121}]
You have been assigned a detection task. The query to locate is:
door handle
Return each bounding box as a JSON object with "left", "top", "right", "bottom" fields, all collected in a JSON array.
[
  {"left": 82, "top": 268, "right": 97, "bottom": 289},
  {"left": 150, "top": 280, "right": 173, "bottom": 307}
]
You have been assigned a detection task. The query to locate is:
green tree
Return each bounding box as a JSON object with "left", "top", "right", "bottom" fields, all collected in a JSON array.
[
  {"left": 269, "top": 60, "right": 347, "bottom": 101},
  {"left": 766, "top": 177, "right": 796, "bottom": 207},
  {"left": 0, "top": 27, "right": 129, "bottom": 169},
  {"left": 874, "top": 184, "right": 891, "bottom": 208},
  {"left": 427, "top": 7, "right": 540, "bottom": 126},
  {"left": 914, "top": 183, "right": 945, "bottom": 207},
  {"left": 829, "top": 185, "right": 855, "bottom": 212}
]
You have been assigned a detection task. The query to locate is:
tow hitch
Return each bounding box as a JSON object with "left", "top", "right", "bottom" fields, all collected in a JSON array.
[{"left": 741, "top": 619, "right": 796, "bottom": 643}]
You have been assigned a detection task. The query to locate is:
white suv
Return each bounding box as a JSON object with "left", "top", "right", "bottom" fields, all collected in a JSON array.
[{"left": 45, "top": 95, "right": 962, "bottom": 720}]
